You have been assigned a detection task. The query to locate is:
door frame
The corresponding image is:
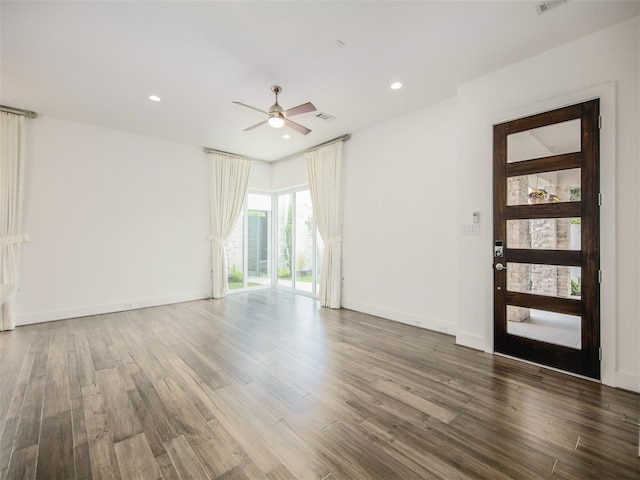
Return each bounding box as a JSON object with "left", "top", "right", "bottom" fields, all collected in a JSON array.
[
  {"left": 484, "top": 82, "right": 617, "bottom": 385},
  {"left": 493, "top": 100, "right": 600, "bottom": 378}
]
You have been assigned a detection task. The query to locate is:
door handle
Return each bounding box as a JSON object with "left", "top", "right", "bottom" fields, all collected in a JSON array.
[{"left": 495, "top": 263, "right": 506, "bottom": 271}]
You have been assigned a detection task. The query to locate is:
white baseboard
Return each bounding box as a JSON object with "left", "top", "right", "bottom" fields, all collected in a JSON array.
[
  {"left": 615, "top": 371, "right": 640, "bottom": 393},
  {"left": 341, "top": 299, "right": 456, "bottom": 336},
  {"left": 455, "top": 331, "right": 490, "bottom": 352},
  {"left": 16, "top": 291, "right": 211, "bottom": 326}
]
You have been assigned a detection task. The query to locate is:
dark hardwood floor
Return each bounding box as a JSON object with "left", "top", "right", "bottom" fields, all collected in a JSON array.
[{"left": 0, "top": 290, "right": 638, "bottom": 479}]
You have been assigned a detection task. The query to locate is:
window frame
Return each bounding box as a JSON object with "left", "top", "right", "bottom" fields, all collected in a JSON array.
[{"left": 274, "top": 186, "right": 321, "bottom": 299}]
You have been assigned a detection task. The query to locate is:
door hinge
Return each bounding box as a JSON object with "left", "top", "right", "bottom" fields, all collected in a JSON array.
[
  {"left": 599, "top": 347, "right": 602, "bottom": 361},
  {"left": 598, "top": 116, "right": 602, "bottom": 129},
  {"left": 598, "top": 270, "right": 602, "bottom": 283},
  {"left": 598, "top": 192, "right": 602, "bottom": 206}
]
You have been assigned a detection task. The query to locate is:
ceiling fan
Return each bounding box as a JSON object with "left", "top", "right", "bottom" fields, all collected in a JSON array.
[{"left": 233, "top": 86, "right": 316, "bottom": 135}]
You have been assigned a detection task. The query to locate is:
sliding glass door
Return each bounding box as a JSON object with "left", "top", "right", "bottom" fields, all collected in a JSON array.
[
  {"left": 226, "top": 188, "right": 321, "bottom": 297},
  {"left": 277, "top": 189, "right": 322, "bottom": 295},
  {"left": 226, "top": 192, "right": 272, "bottom": 292}
]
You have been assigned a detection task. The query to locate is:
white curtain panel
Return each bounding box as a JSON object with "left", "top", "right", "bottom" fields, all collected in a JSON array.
[
  {"left": 306, "top": 140, "right": 345, "bottom": 308},
  {"left": 0, "top": 112, "right": 26, "bottom": 331},
  {"left": 208, "top": 152, "right": 252, "bottom": 299}
]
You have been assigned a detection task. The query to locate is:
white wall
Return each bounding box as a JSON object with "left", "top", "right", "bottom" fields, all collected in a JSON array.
[
  {"left": 248, "top": 161, "right": 272, "bottom": 191},
  {"left": 16, "top": 117, "right": 272, "bottom": 325},
  {"left": 342, "top": 97, "right": 459, "bottom": 334},
  {"left": 271, "top": 155, "right": 308, "bottom": 191},
  {"left": 456, "top": 17, "right": 639, "bottom": 391}
]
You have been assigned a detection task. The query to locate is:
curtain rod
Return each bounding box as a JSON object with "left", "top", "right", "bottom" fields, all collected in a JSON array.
[
  {"left": 202, "top": 147, "right": 271, "bottom": 165},
  {"left": 272, "top": 134, "right": 351, "bottom": 164},
  {"left": 0, "top": 105, "right": 38, "bottom": 118},
  {"left": 204, "top": 133, "right": 350, "bottom": 165}
]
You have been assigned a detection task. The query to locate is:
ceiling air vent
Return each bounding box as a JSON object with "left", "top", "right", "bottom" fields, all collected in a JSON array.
[
  {"left": 316, "top": 112, "right": 336, "bottom": 121},
  {"left": 536, "top": 0, "right": 566, "bottom": 15}
]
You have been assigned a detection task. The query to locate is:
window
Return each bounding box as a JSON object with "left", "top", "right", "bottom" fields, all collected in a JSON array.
[
  {"left": 247, "top": 193, "right": 271, "bottom": 287},
  {"left": 226, "top": 192, "right": 272, "bottom": 291},
  {"left": 276, "top": 188, "right": 322, "bottom": 295},
  {"left": 225, "top": 188, "right": 321, "bottom": 297}
]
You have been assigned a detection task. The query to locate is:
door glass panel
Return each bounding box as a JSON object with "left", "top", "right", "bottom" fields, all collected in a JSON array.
[
  {"left": 507, "top": 218, "right": 581, "bottom": 250},
  {"left": 507, "top": 305, "right": 581, "bottom": 350},
  {"left": 507, "top": 169, "right": 581, "bottom": 206},
  {"left": 507, "top": 119, "right": 580, "bottom": 163},
  {"left": 294, "top": 190, "right": 314, "bottom": 293},
  {"left": 226, "top": 208, "right": 244, "bottom": 290},
  {"left": 507, "top": 263, "right": 581, "bottom": 299},
  {"left": 277, "top": 193, "right": 293, "bottom": 287},
  {"left": 247, "top": 193, "right": 271, "bottom": 288}
]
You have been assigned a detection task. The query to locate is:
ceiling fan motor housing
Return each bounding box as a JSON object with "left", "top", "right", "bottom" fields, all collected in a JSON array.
[
  {"left": 269, "top": 86, "right": 284, "bottom": 118},
  {"left": 269, "top": 103, "right": 284, "bottom": 117}
]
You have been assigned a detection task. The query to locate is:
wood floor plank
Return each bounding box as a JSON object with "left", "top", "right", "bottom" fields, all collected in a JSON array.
[
  {"left": 129, "top": 369, "right": 179, "bottom": 445},
  {"left": 209, "top": 382, "right": 331, "bottom": 479},
  {"left": 86, "top": 324, "right": 115, "bottom": 372},
  {"left": 215, "top": 465, "right": 251, "bottom": 480},
  {"left": 0, "top": 417, "right": 20, "bottom": 472},
  {"left": 4, "top": 382, "right": 27, "bottom": 425},
  {"left": 171, "top": 342, "right": 231, "bottom": 391},
  {"left": 87, "top": 434, "right": 121, "bottom": 480},
  {"left": 27, "top": 330, "right": 50, "bottom": 381},
  {"left": 371, "top": 378, "right": 459, "bottom": 423},
  {"left": 72, "top": 396, "right": 89, "bottom": 449},
  {"left": 367, "top": 422, "right": 475, "bottom": 480},
  {"left": 95, "top": 368, "right": 143, "bottom": 443},
  {"left": 163, "top": 435, "right": 210, "bottom": 480},
  {"left": 75, "top": 328, "right": 96, "bottom": 387},
  {"left": 42, "top": 347, "right": 72, "bottom": 419},
  {"left": 74, "top": 442, "right": 93, "bottom": 480},
  {"left": 35, "top": 410, "right": 75, "bottom": 480},
  {"left": 0, "top": 330, "right": 32, "bottom": 431},
  {"left": 153, "top": 376, "right": 243, "bottom": 478},
  {"left": 0, "top": 331, "right": 37, "bottom": 436},
  {"left": 1, "top": 291, "right": 637, "bottom": 480},
  {"left": 113, "top": 433, "right": 162, "bottom": 480},
  {"left": 205, "top": 385, "right": 282, "bottom": 474},
  {"left": 164, "top": 356, "right": 221, "bottom": 422},
  {"left": 5, "top": 444, "right": 38, "bottom": 480},
  {"left": 12, "top": 377, "right": 45, "bottom": 451},
  {"left": 154, "top": 453, "right": 180, "bottom": 480},
  {"left": 82, "top": 384, "right": 121, "bottom": 480},
  {"left": 265, "top": 464, "right": 299, "bottom": 480}
]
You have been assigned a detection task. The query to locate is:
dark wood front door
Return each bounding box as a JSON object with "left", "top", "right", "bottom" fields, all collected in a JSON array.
[{"left": 493, "top": 100, "right": 600, "bottom": 379}]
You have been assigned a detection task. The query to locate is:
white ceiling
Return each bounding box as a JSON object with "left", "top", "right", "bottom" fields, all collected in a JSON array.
[{"left": 1, "top": 1, "right": 637, "bottom": 161}]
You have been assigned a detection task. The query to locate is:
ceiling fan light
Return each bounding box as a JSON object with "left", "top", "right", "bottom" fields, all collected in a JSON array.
[{"left": 268, "top": 116, "right": 285, "bottom": 128}]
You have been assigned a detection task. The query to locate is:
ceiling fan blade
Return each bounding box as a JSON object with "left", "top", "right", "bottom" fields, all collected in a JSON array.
[
  {"left": 232, "top": 101, "right": 268, "bottom": 115},
  {"left": 284, "top": 102, "right": 316, "bottom": 117},
  {"left": 244, "top": 120, "right": 268, "bottom": 131},
  {"left": 284, "top": 118, "right": 311, "bottom": 135}
]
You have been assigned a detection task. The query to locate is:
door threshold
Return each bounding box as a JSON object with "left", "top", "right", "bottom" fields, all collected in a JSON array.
[{"left": 493, "top": 352, "right": 600, "bottom": 384}]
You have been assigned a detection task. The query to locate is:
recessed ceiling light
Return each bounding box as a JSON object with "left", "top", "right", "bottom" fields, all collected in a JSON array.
[
  {"left": 283, "top": 134, "right": 291, "bottom": 139},
  {"left": 149, "top": 95, "right": 161, "bottom": 102},
  {"left": 390, "top": 82, "right": 403, "bottom": 90}
]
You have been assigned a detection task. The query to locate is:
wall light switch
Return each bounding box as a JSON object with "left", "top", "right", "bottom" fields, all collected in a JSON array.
[{"left": 461, "top": 224, "right": 480, "bottom": 235}]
